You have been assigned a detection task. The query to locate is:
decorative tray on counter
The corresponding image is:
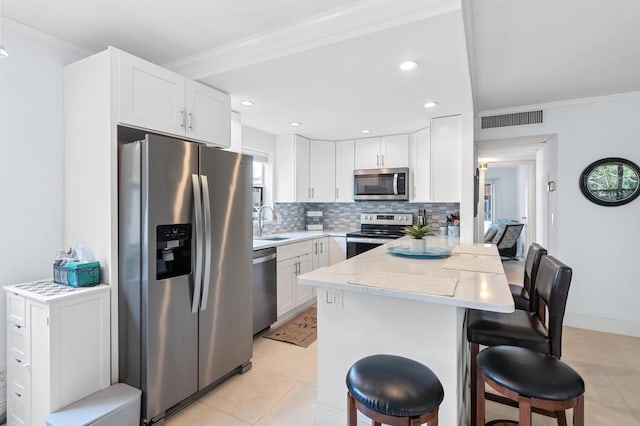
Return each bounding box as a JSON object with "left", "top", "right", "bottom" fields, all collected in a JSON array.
[{"left": 387, "top": 246, "right": 452, "bottom": 259}]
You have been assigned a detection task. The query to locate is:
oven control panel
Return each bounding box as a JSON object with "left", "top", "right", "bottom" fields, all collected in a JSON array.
[{"left": 360, "top": 213, "right": 413, "bottom": 226}]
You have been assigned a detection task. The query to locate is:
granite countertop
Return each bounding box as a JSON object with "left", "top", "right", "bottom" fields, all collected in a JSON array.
[
  {"left": 252, "top": 230, "right": 353, "bottom": 250},
  {"left": 297, "top": 235, "right": 514, "bottom": 313}
]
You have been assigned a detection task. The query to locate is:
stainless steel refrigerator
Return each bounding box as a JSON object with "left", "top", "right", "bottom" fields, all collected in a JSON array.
[{"left": 118, "top": 133, "right": 253, "bottom": 425}]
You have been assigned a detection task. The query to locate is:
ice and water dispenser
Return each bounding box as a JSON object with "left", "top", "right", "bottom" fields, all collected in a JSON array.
[{"left": 156, "top": 224, "right": 192, "bottom": 280}]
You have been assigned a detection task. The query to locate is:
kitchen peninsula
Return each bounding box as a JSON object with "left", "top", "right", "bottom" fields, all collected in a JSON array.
[{"left": 298, "top": 236, "right": 514, "bottom": 426}]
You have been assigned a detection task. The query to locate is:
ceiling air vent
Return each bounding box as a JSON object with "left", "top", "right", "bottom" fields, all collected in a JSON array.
[{"left": 481, "top": 110, "right": 543, "bottom": 129}]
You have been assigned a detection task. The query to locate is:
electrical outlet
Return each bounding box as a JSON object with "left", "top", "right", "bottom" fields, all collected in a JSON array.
[{"left": 325, "top": 289, "right": 343, "bottom": 309}]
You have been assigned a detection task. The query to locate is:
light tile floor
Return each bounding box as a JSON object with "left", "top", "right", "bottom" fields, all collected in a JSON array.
[{"left": 165, "top": 261, "right": 640, "bottom": 425}]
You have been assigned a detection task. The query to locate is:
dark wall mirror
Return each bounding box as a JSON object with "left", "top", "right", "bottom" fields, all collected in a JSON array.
[{"left": 579, "top": 157, "right": 640, "bottom": 206}]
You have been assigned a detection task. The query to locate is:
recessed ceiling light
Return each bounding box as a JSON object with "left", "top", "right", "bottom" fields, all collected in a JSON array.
[
  {"left": 290, "top": 121, "right": 301, "bottom": 127},
  {"left": 240, "top": 100, "right": 254, "bottom": 106},
  {"left": 423, "top": 101, "right": 438, "bottom": 108},
  {"left": 399, "top": 61, "right": 418, "bottom": 71},
  {"left": 361, "top": 129, "right": 371, "bottom": 134}
]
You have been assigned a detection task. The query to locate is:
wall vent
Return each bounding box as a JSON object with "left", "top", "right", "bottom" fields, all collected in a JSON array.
[{"left": 481, "top": 110, "right": 543, "bottom": 129}]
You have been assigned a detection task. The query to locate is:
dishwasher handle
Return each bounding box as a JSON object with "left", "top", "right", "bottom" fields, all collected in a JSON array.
[{"left": 253, "top": 253, "right": 277, "bottom": 264}]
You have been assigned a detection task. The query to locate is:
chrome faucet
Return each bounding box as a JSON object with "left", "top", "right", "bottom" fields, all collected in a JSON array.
[{"left": 257, "top": 205, "right": 275, "bottom": 237}]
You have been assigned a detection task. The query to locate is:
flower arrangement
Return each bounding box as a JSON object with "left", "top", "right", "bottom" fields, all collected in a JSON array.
[
  {"left": 446, "top": 211, "right": 460, "bottom": 226},
  {"left": 402, "top": 224, "right": 434, "bottom": 239}
]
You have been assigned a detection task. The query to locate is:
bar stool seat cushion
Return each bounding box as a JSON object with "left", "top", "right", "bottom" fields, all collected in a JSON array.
[
  {"left": 467, "top": 309, "right": 549, "bottom": 354},
  {"left": 508, "top": 284, "right": 530, "bottom": 310},
  {"left": 478, "top": 346, "right": 585, "bottom": 401},
  {"left": 346, "top": 354, "right": 444, "bottom": 418}
]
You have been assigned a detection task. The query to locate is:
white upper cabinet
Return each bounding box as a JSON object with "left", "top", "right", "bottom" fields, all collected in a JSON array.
[
  {"left": 118, "top": 50, "right": 230, "bottom": 147},
  {"left": 354, "top": 137, "right": 382, "bottom": 169},
  {"left": 431, "top": 115, "right": 462, "bottom": 202},
  {"left": 185, "top": 80, "right": 231, "bottom": 146},
  {"left": 309, "top": 140, "right": 336, "bottom": 202},
  {"left": 275, "top": 135, "right": 310, "bottom": 202},
  {"left": 354, "top": 135, "right": 408, "bottom": 169},
  {"left": 119, "top": 51, "right": 186, "bottom": 136},
  {"left": 380, "top": 134, "right": 409, "bottom": 168},
  {"left": 335, "top": 140, "right": 354, "bottom": 202},
  {"left": 410, "top": 127, "right": 431, "bottom": 202}
]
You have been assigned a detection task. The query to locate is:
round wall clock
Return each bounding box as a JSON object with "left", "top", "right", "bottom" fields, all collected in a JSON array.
[{"left": 579, "top": 157, "right": 640, "bottom": 206}]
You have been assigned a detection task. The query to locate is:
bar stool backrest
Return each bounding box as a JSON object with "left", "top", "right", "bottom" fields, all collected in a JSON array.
[
  {"left": 523, "top": 243, "right": 547, "bottom": 311},
  {"left": 533, "top": 255, "right": 573, "bottom": 358}
]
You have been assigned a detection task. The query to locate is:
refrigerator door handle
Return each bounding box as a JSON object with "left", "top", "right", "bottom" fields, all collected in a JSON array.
[
  {"left": 200, "top": 174, "right": 213, "bottom": 311},
  {"left": 191, "top": 174, "right": 204, "bottom": 313}
]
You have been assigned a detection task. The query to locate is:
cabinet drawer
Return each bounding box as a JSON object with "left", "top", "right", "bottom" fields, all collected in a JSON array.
[
  {"left": 8, "top": 354, "right": 30, "bottom": 385},
  {"left": 277, "top": 240, "right": 313, "bottom": 261},
  {"left": 8, "top": 322, "right": 27, "bottom": 359},
  {"left": 8, "top": 380, "right": 29, "bottom": 426},
  {"left": 7, "top": 293, "right": 25, "bottom": 326}
]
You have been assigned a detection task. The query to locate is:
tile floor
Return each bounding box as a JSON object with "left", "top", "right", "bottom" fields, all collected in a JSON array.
[{"left": 164, "top": 261, "right": 640, "bottom": 425}]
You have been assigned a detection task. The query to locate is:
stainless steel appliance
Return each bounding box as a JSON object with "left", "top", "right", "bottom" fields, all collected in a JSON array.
[
  {"left": 346, "top": 213, "right": 413, "bottom": 258},
  {"left": 118, "top": 133, "right": 253, "bottom": 425},
  {"left": 353, "top": 167, "right": 409, "bottom": 201},
  {"left": 252, "top": 247, "right": 277, "bottom": 335}
]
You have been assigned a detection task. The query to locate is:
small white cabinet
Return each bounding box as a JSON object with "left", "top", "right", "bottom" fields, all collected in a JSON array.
[
  {"left": 312, "top": 237, "right": 329, "bottom": 269},
  {"left": 4, "top": 281, "right": 110, "bottom": 426},
  {"left": 118, "top": 49, "right": 230, "bottom": 147},
  {"left": 354, "top": 135, "right": 409, "bottom": 169},
  {"left": 276, "top": 241, "right": 314, "bottom": 317},
  {"left": 335, "top": 140, "right": 354, "bottom": 202},
  {"left": 275, "top": 135, "right": 310, "bottom": 202},
  {"left": 410, "top": 127, "right": 431, "bottom": 201},
  {"left": 309, "top": 141, "right": 336, "bottom": 202}
]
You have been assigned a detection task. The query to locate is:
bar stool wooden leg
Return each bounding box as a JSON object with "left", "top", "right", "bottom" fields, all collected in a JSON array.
[
  {"left": 518, "top": 395, "right": 532, "bottom": 426},
  {"left": 574, "top": 395, "right": 584, "bottom": 426},
  {"left": 557, "top": 410, "right": 568, "bottom": 426},
  {"left": 470, "top": 342, "right": 480, "bottom": 426},
  {"left": 347, "top": 392, "right": 357, "bottom": 426}
]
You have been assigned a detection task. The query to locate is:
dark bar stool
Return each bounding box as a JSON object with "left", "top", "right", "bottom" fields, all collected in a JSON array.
[
  {"left": 476, "top": 346, "right": 585, "bottom": 426},
  {"left": 509, "top": 243, "right": 547, "bottom": 311},
  {"left": 467, "top": 255, "right": 573, "bottom": 426},
  {"left": 346, "top": 354, "right": 444, "bottom": 426}
]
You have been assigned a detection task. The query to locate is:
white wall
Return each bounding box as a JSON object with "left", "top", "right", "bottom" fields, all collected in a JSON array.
[
  {"left": 0, "top": 26, "right": 84, "bottom": 383},
  {"left": 484, "top": 166, "right": 519, "bottom": 220},
  {"left": 536, "top": 136, "right": 558, "bottom": 252},
  {"left": 478, "top": 94, "right": 640, "bottom": 336}
]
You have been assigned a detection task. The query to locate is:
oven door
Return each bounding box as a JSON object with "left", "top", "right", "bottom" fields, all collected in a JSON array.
[{"left": 346, "top": 237, "right": 395, "bottom": 258}]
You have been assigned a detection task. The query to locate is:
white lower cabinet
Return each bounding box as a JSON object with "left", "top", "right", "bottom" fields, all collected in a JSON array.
[
  {"left": 276, "top": 241, "right": 314, "bottom": 317},
  {"left": 312, "top": 237, "right": 329, "bottom": 269},
  {"left": 4, "top": 282, "right": 110, "bottom": 426}
]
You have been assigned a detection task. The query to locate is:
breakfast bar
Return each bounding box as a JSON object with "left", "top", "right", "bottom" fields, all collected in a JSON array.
[{"left": 297, "top": 236, "right": 514, "bottom": 426}]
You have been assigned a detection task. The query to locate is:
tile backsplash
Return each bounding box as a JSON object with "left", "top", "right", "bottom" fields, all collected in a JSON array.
[{"left": 260, "top": 202, "right": 460, "bottom": 234}]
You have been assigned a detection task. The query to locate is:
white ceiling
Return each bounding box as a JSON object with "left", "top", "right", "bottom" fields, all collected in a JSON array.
[
  {"left": 466, "top": 0, "right": 640, "bottom": 113},
  {"left": 4, "top": 0, "right": 640, "bottom": 141}
]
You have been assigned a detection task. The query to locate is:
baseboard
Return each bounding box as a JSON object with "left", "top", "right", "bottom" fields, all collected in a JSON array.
[{"left": 564, "top": 312, "right": 640, "bottom": 337}]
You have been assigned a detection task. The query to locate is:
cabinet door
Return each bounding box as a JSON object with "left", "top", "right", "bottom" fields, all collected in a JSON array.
[
  {"left": 295, "top": 136, "right": 311, "bottom": 202},
  {"left": 380, "top": 134, "right": 409, "bottom": 168},
  {"left": 119, "top": 51, "right": 186, "bottom": 136},
  {"left": 354, "top": 137, "right": 381, "bottom": 169},
  {"left": 276, "top": 258, "right": 297, "bottom": 317},
  {"left": 185, "top": 80, "right": 230, "bottom": 147},
  {"left": 410, "top": 128, "right": 431, "bottom": 201},
  {"left": 328, "top": 236, "right": 346, "bottom": 265},
  {"left": 296, "top": 253, "right": 314, "bottom": 305},
  {"left": 335, "top": 140, "right": 354, "bottom": 202},
  {"left": 310, "top": 141, "right": 336, "bottom": 202},
  {"left": 316, "top": 237, "right": 329, "bottom": 268},
  {"left": 431, "top": 115, "right": 462, "bottom": 202}
]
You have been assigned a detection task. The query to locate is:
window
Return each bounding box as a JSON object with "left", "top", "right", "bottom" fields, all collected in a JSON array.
[
  {"left": 484, "top": 180, "right": 497, "bottom": 222},
  {"left": 243, "top": 148, "right": 270, "bottom": 219}
]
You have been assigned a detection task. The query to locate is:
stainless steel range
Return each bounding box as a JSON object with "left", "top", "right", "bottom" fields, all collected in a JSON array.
[{"left": 346, "top": 213, "right": 413, "bottom": 258}]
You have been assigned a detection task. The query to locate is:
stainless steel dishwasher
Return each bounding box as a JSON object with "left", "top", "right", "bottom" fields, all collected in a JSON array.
[{"left": 252, "top": 247, "right": 277, "bottom": 335}]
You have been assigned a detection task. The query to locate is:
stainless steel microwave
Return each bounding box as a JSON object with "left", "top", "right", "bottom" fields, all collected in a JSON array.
[{"left": 353, "top": 168, "right": 409, "bottom": 201}]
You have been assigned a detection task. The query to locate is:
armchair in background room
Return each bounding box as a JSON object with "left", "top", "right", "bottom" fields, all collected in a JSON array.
[{"left": 484, "top": 220, "right": 524, "bottom": 260}]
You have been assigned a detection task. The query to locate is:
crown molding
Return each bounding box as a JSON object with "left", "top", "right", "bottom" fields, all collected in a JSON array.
[
  {"left": 164, "top": 0, "right": 460, "bottom": 80},
  {"left": 2, "top": 17, "right": 94, "bottom": 58},
  {"left": 478, "top": 90, "right": 640, "bottom": 117}
]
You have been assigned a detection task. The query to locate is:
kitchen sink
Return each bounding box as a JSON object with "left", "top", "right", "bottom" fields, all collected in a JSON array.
[{"left": 256, "top": 236, "right": 290, "bottom": 241}]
